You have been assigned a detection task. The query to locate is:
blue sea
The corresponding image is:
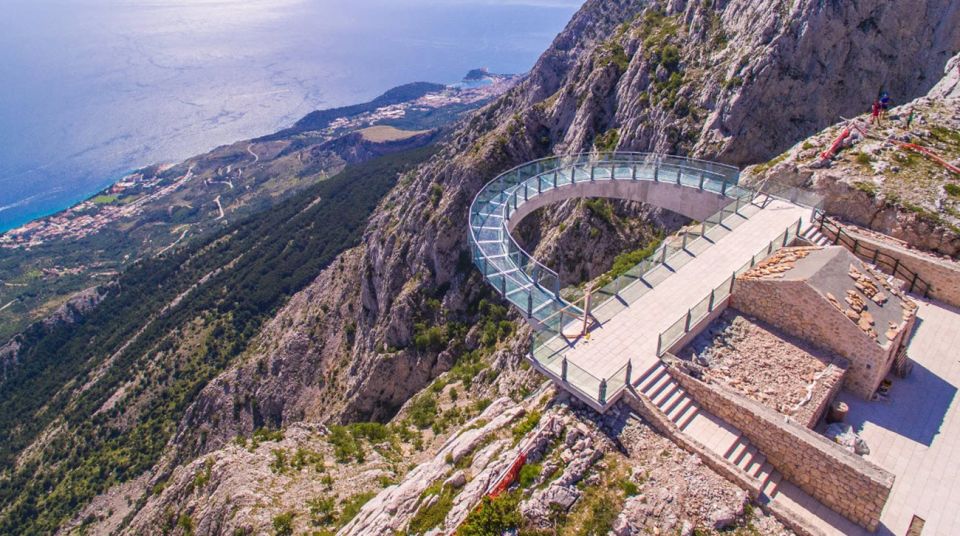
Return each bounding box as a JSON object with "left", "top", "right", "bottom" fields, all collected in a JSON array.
[{"left": 0, "top": 0, "right": 582, "bottom": 232}]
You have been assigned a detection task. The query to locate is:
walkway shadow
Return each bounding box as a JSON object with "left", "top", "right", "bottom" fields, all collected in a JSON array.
[{"left": 842, "top": 360, "right": 956, "bottom": 447}]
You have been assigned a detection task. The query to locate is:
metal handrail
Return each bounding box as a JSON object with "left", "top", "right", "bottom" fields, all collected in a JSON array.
[{"left": 468, "top": 153, "right": 745, "bottom": 319}]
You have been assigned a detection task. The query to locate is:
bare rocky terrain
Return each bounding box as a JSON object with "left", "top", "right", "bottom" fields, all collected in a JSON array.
[
  {"left": 744, "top": 53, "right": 960, "bottom": 257},
  {"left": 2, "top": 0, "right": 960, "bottom": 534}
]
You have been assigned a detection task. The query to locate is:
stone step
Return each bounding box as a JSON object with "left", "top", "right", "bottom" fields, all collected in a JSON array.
[
  {"left": 735, "top": 445, "right": 759, "bottom": 471},
  {"left": 637, "top": 362, "right": 667, "bottom": 394},
  {"left": 676, "top": 405, "right": 700, "bottom": 431},
  {"left": 646, "top": 372, "right": 674, "bottom": 400},
  {"left": 745, "top": 451, "right": 766, "bottom": 477},
  {"left": 635, "top": 364, "right": 664, "bottom": 391},
  {"left": 761, "top": 472, "right": 783, "bottom": 500},
  {"left": 660, "top": 385, "right": 687, "bottom": 418},
  {"left": 725, "top": 437, "right": 749, "bottom": 462},
  {"left": 653, "top": 382, "right": 679, "bottom": 407},
  {"left": 754, "top": 460, "right": 774, "bottom": 483},
  {"left": 667, "top": 396, "right": 694, "bottom": 422},
  {"left": 642, "top": 367, "right": 671, "bottom": 396}
]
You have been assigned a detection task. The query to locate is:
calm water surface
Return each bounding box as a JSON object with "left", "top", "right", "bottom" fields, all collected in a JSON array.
[{"left": 0, "top": 0, "right": 581, "bottom": 230}]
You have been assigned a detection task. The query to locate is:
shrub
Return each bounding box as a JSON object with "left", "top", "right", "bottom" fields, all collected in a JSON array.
[
  {"left": 340, "top": 492, "right": 376, "bottom": 525},
  {"left": 272, "top": 511, "right": 295, "bottom": 536},
  {"left": 518, "top": 463, "right": 542, "bottom": 488},
  {"left": 945, "top": 183, "right": 960, "bottom": 198},
  {"left": 511, "top": 410, "right": 542, "bottom": 442},
  {"left": 408, "top": 394, "right": 439, "bottom": 429},
  {"left": 456, "top": 492, "right": 522, "bottom": 536}
]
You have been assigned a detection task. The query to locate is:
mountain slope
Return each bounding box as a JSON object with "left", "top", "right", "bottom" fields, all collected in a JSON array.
[{"left": 5, "top": 0, "right": 960, "bottom": 533}]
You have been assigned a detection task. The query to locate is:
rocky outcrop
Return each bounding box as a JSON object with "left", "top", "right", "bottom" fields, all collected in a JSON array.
[
  {"left": 745, "top": 53, "right": 960, "bottom": 257},
  {"left": 79, "top": 1, "right": 960, "bottom": 531},
  {"left": 1, "top": 284, "right": 112, "bottom": 385}
]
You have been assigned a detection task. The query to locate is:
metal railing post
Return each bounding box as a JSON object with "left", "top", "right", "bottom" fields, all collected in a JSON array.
[
  {"left": 872, "top": 248, "right": 880, "bottom": 264},
  {"left": 537, "top": 177, "right": 542, "bottom": 194},
  {"left": 782, "top": 232, "right": 789, "bottom": 247},
  {"left": 660, "top": 245, "right": 667, "bottom": 263},
  {"left": 625, "top": 361, "right": 633, "bottom": 385},
  {"left": 698, "top": 173, "right": 705, "bottom": 190},
  {"left": 708, "top": 288, "right": 715, "bottom": 311},
  {"left": 676, "top": 168, "right": 682, "bottom": 185},
  {"left": 893, "top": 258, "right": 901, "bottom": 276},
  {"left": 656, "top": 335, "right": 662, "bottom": 356},
  {"left": 701, "top": 221, "right": 707, "bottom": 238},
  {"left": 632, "top": 164, "right": 637, "bottom": 180},
  {"left": 599, "top": 379, "right": 607, "bottom": 405},
  {"left": 910, "top": 273, "right": 919, "bottom": 293},
  {"left": 482, "top": 256, "right": 488, "bottom": 276},
  {"left": 590, "top": 165, "right": 595, "bottom": 181},
  {"left": 500, "top": 275, "right": 506, "bottom": 295},
  {"left": 684, "top": 309, "right": 692, "bottom": 332},
  {"left": 527, "top": 294, "right": 533, "bottom": 318},
  {"left": 721, "top": 181, "right": 728, "bottom": 196},
  {"left": 730, "top": 272, "right": 736, "bottom": 293},
  {"left": 523, "top": 184, "right": 528, "bottom": 202},
  {"left": 553, "top": 170, "right": 558, "bottom": 189},
  {"left": 561, "top": 357, "right": 568, "bottom": 382},
  {"left": 682, "top": 232, "right": 688, "bottom": 251},
  {"left": 654, "top": 165, "right": 659, "bottom": 182}
]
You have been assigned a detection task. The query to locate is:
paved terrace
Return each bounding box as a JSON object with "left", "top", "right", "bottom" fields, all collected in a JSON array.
[
  {"left": 542, "top": 199, "right": 809, "bottom": 403},
  {"left": 838, "top": 298, "right": 960, "bottom": 536}
]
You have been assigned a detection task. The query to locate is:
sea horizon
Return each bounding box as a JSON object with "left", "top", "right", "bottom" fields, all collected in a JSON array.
[{"left": 0, "top": 0, "right": 582, "bottom": 233}]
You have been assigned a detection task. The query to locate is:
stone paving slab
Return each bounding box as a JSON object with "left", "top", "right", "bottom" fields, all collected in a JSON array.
[
  {"left": 561, "top": 199, "right": 810, "bottom": 384},
  {"left": 839, "top": 298, "right": 960, "bottom": 536}
]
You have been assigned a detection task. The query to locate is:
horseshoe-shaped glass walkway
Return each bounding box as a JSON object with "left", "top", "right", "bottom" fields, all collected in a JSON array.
[{"left": 469, "top": 153, "right": 816, "bottom": 411}]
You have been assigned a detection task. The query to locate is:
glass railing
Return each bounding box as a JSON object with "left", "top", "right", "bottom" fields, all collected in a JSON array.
[
  {"left": 656, "top": 217, "right": 803, "bottom": 356},
  {"left": 469, "top": 152, "right": 829, "bottom": 410}
]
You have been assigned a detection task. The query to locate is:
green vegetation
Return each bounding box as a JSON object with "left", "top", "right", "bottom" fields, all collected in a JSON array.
[
  {"left": 90, "top": 194, "right": 119, "bottom": 205},
  {"left": 408, "top": 482, "right": 457, "bottom": 533},
  {"left": 339, "top": 491, "right": 376, "bottom": 525},
  {"left": 854, "top": 151, "right": 875, "bottom": 167},
  {"left": 751, "top": 150, "right": 790, "bottom": 174},
  {"left": 511, "top": 410, "right": 542, "bottom": 442},
  {"left": 593, "top": 129, "right": 620, "bottom": 152},
  {"left": 272, "top": 511, "right": 295, "bottom": 536},
  {"left": 327, "top": 422, "right": 392, "bottom": 463},
  {"left": 583, "top": 198, "right": 615, "bottom": 226},
  {"left": 854, "top": 181, "right": 879, "bottom": 198},
  {"left": 945, "top": 183, "right": 960, "bottom": 198},
  {"left": 456, "top": 491, "right": 522, "bottom": 536},
  {"left": 594, "top": 236, "right": 663, "bottom": 289},
  {"left": 518, "top": 463, "right": 542, "bottom": 488},
  {"left": 0, "top": 146, "right": 437, "bottom": 534}
]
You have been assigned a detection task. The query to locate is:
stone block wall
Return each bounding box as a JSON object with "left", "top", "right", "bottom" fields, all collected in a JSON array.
[
  {"left": 819, "top": 224, "right": 960, "bottom": 308},
  {"left": 794, "top": 362, "right": 846, "bottom": 428},
  {"left": 665, "top": 358, "right": 894, "bottom": 531},
  {"left": 732, "top": 278, "right": 909, "bottom": 399}
]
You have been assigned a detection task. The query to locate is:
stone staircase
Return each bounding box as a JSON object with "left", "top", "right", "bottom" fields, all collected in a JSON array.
[
  {"left": 633, "top": 362, "right": 866, "bottom": 535},
  {"left": 801, "top": 224, "right": 832, "bottom": 247}
]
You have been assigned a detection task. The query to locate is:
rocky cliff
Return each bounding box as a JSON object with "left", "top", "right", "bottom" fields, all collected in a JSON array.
[
  {"left": 235, "top": 0, "right": 960, "bottom": 437},
  {"left": 58, "top": 0, "right": 960, "bottom": 533},
  {"left": 744, "top": 53, "right": 960, "bottom": 257}
]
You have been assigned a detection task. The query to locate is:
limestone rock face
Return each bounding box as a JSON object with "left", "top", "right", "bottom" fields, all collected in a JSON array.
[
  {"left": 745, "top": 52, "right": 960, "bottom": 257},
  {"left": 1, "top": 284, "right": 112, "bottom": 385},
  {"left": 108, "top": 1, "right": 960, "bottom": 530}
]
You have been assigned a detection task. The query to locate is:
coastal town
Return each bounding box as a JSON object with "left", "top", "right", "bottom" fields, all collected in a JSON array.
[{"left": 0, "top": 71, "right": 519, "bottom": 251}]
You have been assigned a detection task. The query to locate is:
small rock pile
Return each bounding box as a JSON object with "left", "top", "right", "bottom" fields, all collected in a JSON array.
[{"left": 742, "top": 247, "right": 816, "bottom": 279}]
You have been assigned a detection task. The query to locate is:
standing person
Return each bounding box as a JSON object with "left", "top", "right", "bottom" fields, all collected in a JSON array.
[
  {"left": 905, "top": 107, "right": 915, "bottom": 128},
  {"left": 871, "top": 99, "right": 882, "bottom": 126},
  {"left": 879, "top": 90, "right": 891, "bottom": 121}
]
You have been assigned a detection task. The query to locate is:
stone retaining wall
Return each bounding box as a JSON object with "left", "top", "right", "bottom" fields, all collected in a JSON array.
[
  {"left": 663, "top": 357, "right": 894, "bottom": 532},
  {"left": 819, "top": 224, "right": 960, "bottom": 308},
  {"left": 732, "top": 278, "right": 914, "bottom": 399}
]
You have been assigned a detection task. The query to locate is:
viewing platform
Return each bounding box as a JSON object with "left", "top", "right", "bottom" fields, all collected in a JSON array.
[{"left": 468, "top": 153, "right": 818, "bottom": 411}]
